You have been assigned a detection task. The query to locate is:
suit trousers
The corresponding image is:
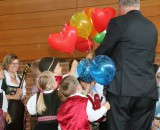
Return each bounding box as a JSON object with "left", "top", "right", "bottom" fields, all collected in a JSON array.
[{"left": 106, "top": 92, "right": 156, "bottom": 130}]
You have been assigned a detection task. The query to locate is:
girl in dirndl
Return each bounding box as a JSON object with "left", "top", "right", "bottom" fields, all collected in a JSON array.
[
  {"left": 0, "top": 65, "right": 12, "bottom": 130},
  {"left": 27, "top": 71, "right": 61, "bottom": 130}
]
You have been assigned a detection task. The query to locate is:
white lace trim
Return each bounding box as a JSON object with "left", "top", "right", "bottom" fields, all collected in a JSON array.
[{"left": 4, "top": 70, "right": 20, "bottom": 87}]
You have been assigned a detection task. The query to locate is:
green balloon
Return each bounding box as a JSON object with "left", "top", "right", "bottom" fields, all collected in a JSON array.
[{"left": 92, "top": 30, "right": 107, "bottom": 44}]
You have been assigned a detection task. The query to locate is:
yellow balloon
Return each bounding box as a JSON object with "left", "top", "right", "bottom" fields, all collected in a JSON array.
[{"left": 70, "top": 12, "right": 91, "bottom": 38}]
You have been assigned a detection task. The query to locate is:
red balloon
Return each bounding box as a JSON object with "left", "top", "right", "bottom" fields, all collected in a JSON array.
[
  {"left": 48, "top": 26, "right": 77, "bottom": 54},
  {"left": 104, "top": 7, "right": 116, "bottom": 20},
  {"left": 75, "top": 37, "right": 94, "bottom": 52},
  {"left": 64, "top": 22, "right": 70, "bottom": 28},
  {"left": 61, "top": 22, "right": 70, "bottom": 36},
  {"left": 91, "top": 8, "right": 110, "bottom": 33}
]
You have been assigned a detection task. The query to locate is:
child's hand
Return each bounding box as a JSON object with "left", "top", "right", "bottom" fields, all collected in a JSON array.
[
  {"left": 90, "top": 81, "right": 96, "bottom": 87},
  {"left": 103, "top": 101, "right": 110, "bottom": 110},
  {"left": 69, "top": 60, "right": 78, "bottom": 76},
  {"left": 83, "top": 84, "right": 92, "bottom": 96},
  {"left": 5, "top": 113, "right": 12, "bottom": 124},
  {"left": 71, "top": 60, "right": 78, "bottom": 68},
  {"left": 86, "top": 52, "right": 94, "bottom": 59}
]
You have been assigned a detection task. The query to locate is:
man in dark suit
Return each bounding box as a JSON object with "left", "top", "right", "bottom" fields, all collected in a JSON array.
[{"left": 94, "top": 0, "right": 158, "bottom": 129}]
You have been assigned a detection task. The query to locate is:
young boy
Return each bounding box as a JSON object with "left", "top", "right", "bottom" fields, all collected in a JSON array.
[
  {"left": 0, "top": 67, "right": 11, "bottom": 130},
  {"left": 152, "top": 114, "right": 160, "bottom": 130},
  {"left": 57, "top": 76, "right": 110, "bottom": 130},
  {"left": 78, "top": 77, "right": 107, "bottom": 130},
  {"left": 151, "top": 65, "right": 160, "bottom": 130}
]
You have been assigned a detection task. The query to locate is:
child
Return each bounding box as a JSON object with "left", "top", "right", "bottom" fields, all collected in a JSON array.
[
  {"left": 38, "top": 57, "right": 78, "bottom": 102},
  {"left": 38, "top": 57, "right": 62, "bottom": 89},
  {"left": 30, "top": 59, "right": 41, "bottom": 95},
  {"left": 63, "top": 59, "right": 80, "bottom": 78},
  {"left": 151, "top": 66, "right": 160, "bottom": 130},
  {"left": 27, "top": 71, "right": 61, "bottom": 130},
  {"left": 152, "top": 114, "right": 160, "bottom": 130},
  {"left": 0, "top": 67, "right": 11, "bottom": 130},
  {"left": 57, "top": 76, "right": 110, "bottom": 130},
  {"left": 29, "top": 59, "right": 41, "bottom": 130},
  {"left": 78, "top": 77, "right": 106, "bottom": 130}
]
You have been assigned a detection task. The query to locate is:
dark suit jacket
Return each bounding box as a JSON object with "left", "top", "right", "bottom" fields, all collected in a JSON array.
[{"left": 95, "top": 10, "right": 158, "bottom": 100}]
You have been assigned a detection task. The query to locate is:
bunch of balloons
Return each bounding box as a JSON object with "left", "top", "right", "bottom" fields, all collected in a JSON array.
[
  {"left": 77, "top": 55, "right": 116, "bottom": 85},
  {"left": 48, "top": 7, "right": 116, "bottom": 54}
]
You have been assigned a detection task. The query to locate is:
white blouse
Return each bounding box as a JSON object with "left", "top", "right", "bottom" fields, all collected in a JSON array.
[
  {"left": 0, "top": 70, "right": 26, "bottom": 97},
  {"left": 0, "top": 88, "right": 8, "bottom": 112},
  {"left": 27, "top": 89, "right": 54, "bottom": 115}
]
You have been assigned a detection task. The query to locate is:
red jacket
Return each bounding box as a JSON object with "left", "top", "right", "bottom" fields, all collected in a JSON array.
[{"left": 57, "top": 95, "right": 90, "bottom": 130}]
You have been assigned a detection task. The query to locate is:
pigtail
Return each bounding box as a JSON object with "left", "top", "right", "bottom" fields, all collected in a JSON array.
[{"left": 36, "top": 92, "right": 46, "bottom": 114}]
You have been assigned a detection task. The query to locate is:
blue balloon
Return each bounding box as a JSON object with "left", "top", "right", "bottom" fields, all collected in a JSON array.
[
  {"left": 77, "top": 59, "right": 93, "bottom": 83},
  {"left": 90, "top": 55, "right": 116, "bottom": 85},
  {"left": 155, "top": 88, "right": 160, "bottom": 114}
]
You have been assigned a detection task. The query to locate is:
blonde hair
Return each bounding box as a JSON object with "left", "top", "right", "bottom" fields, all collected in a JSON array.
[
  {"left": 30, "top": 59, "right": 41, "bottom": 78},
  {"left": 36, "top": 71, "right": 57, "bottom": 114},
  {"left": 59, "top": 76, "right": 79, "bottom": 100},
  {"left": 0, "top": 65, "right": 4, "bottom": 79},
  {"left": 2, "top": 54, "right": 18, "bottom": 70}
]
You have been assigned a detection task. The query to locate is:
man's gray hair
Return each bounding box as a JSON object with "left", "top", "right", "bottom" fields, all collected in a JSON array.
[{"left": 119, "top": 0, "right": 140, "bottom": 7}]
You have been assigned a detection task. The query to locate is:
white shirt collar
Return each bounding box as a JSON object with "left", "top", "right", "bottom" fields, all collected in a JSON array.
[
  {"left": 70, "top": 92, "right": 87, "bottom": 98},
  {"left": 43, "top": 89, "right": 54, "bottom": 94}
]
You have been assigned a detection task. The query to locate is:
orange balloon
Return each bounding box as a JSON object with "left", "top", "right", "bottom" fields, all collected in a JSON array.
[
  {"left": 83, "top": 7, "right": 95, "bottom": 16},
  {"left": 83, "top": 8, "right": 98, "bottom": 37}
]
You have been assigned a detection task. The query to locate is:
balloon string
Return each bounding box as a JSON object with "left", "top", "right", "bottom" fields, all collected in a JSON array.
[{"left": 88, "top": 38, "right": 92, "bottom": 53}]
